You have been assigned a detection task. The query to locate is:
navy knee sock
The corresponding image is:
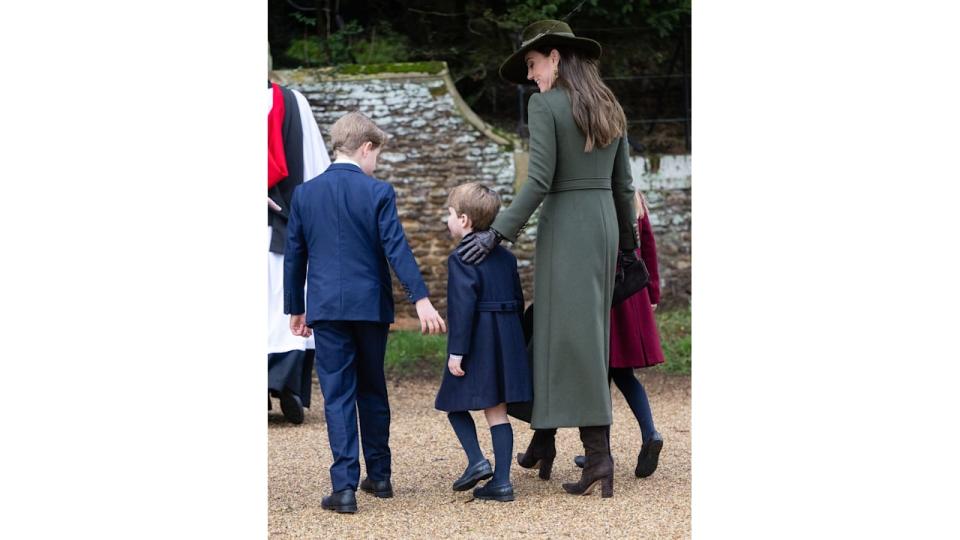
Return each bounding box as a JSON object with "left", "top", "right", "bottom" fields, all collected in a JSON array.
[
  {"left": 448, "top": 411, "right": 485, "bottom": 465},
  {"left": 490, "top": 423, "right": 513, "bottom": 486},
  {"left": 611, "top": 368, "right": 657, "bottom": 443}
]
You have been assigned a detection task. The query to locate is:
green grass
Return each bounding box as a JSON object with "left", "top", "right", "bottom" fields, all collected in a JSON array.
[
  {"left": 384, "top": 330, "right": 447, "bottom": 377},
  {"left": 384, "top": 305, "right": 691, "bottom": 378},
  {"left": 655, "top": 306, "right": 692, "bottom": 375}
]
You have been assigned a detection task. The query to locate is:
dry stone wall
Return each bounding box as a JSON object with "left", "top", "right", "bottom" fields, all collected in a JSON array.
[
  {"left": 274, "top": 64, "right": 690, "bottom": 320},
  {"left": 274, "top": 66, "right": 532, "bottom": 320},
  {"left": 631, "top": 155, "right": 691, "bottom": 307}
]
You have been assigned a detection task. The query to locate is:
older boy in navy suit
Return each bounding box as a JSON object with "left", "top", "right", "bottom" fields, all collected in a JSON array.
[{"left": 284, "top": 111, "right": 446, "bottom": 514}]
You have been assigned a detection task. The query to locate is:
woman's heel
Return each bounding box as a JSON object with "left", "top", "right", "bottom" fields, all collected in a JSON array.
[
  {"left": 600, "top": 475, "right": 613, "bottom": 498},
  {"left": 516, "top": 429, "right": 557, "bottom": 479},
  {"left": 562, "top": 426, "right": 614, "bottom": 498},
  {"left": 538, "top": 456, "right": 554, "bottom": 480}
]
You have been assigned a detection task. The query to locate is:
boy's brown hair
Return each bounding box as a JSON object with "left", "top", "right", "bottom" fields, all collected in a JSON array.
[
  {"left": 446, "top": 182, "right": 501, "bottom": 231},
  {"left": 329, "top": 111, "right": 388, "bottom": 154}
]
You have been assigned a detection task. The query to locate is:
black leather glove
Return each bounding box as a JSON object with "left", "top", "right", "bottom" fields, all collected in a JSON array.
[
  {"left": 458, "top": 229, "right": 503, "bottom": 264},
  {"left": 617, "top": 248, "right": 637, "bottom": 283}
]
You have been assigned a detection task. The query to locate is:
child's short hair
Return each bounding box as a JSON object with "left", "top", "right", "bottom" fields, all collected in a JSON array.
[
  {"left": 330, "top": 111, "right": 388, "bottom": 154},
  {"left": 446, "top": 182, "right": 501, "bottom": 231}
]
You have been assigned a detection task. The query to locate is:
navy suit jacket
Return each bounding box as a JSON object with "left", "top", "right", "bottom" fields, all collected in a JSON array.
[{"left": 283, "top": 163, "right": 429, "bottom": 325}]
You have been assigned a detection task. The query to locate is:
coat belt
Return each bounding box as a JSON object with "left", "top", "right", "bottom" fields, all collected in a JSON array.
[
  {"left": 476, "top": 300, "right": 521, "bottom": 312},
  {"left": 548, "top": 177, "right": 612, "bottom": 193}
]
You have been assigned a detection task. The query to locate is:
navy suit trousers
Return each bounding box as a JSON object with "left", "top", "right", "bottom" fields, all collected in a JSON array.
[{"left": 312, "top": 321, "right": 391, "bottom": 492}]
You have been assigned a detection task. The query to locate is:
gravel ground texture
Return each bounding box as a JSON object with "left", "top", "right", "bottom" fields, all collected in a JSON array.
[{"left": 268, "top": 371, "right": 690, "bottom": 539}]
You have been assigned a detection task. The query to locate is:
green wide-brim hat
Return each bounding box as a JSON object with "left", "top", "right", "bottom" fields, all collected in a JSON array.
[{"left": 499, "top": 19, "right": 602, "bottom": 85}]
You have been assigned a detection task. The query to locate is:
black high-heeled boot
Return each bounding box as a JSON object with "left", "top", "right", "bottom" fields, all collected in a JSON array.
[
  {"left": 562, "top": 426, "right": 613, "bottom": 498},
  {"left": 515, "top": 428, "right": 557, "bottom": 480}
]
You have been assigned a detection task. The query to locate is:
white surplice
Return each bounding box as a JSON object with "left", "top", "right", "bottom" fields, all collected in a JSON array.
[{"left": 267, "top": 88, "right": 331, "bottom": 353}]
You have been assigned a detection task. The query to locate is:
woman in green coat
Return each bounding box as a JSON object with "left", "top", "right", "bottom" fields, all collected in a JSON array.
[{"left": 458, "top": 20, "right": 638, "bottom": 498}]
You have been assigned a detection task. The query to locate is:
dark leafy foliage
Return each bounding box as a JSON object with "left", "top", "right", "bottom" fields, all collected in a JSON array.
[{"left": 270, "top": 0, "right": 691, "bottom": 153}]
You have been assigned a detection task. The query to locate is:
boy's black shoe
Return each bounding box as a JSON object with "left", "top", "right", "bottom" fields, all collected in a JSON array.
[
  {"left": 279, "top": 389, "right": 304, "bottom": 424},
  {"left": 635, "top": 431, "right": 663, "bottom": 478},
  {"left": 452, "top": 459, "right": 493, "bottom": 491},
  {"left": 359, "top": 477, "right": 394, "bottom": 498},
  {"left": 321, "top": 490, "right": 357, "bottom": 514},
  {"left": 472, "top": 481, "right": 515, "bottom": 502}
]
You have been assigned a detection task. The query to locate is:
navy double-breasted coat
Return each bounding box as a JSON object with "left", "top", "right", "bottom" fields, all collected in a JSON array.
[{"left": 435, "top": 239, "right": 532, "bottom": 412}]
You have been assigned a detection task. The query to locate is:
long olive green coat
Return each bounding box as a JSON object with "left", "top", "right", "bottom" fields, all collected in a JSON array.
[{"left": 493, "top": 89, "right": 637, "bottom": 429}]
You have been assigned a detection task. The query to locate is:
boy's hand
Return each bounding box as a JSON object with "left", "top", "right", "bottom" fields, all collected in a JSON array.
[
  {"left": 652, "top": 304, "right": 658, "bottom": 311},
  {"left": 289, "top": 314, "right": 311, "bottom": 338},
  {"left": 448, "top": 354, "right": 465, "bottom": 377},
  {"left": 415, "top": 298, "right": 447, "bottom": 335}
]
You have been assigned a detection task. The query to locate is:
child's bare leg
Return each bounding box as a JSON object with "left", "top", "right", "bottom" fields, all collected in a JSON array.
[
  {"left": 483, "top": 403, "right": 513, "bottom": 487},
  {"left": 483, "top": 403, "right": 508, "bottom": 427}
]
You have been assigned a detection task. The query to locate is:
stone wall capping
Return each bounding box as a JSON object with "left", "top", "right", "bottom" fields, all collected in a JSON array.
[{"left": 274, "top": 62, "right": 520, "bottom": 151}]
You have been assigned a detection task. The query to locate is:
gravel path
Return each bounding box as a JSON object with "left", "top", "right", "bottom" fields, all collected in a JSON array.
[{"left": 269, "top": 371, "right": 690, "bottom": 539}]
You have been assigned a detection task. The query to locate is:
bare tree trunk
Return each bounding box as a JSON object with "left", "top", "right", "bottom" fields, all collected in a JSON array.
[{"left": 322, "top": 0, "right": 333, "bottom": 64}]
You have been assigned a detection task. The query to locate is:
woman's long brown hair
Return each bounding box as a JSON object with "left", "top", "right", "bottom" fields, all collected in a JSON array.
[{"left": 536, "top": 45, "right": 627, "bottom": 152}]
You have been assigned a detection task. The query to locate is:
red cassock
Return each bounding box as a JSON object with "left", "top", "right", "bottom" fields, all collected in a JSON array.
[{"left": 609, "top": 212, "right": 665, "bottom": 369}]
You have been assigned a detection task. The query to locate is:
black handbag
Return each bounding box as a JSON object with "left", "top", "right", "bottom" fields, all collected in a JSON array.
[{"left": 612, "top": 253, "right": 650, "bottom": 306}]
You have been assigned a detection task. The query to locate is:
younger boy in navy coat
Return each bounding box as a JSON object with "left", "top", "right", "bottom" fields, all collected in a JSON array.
[
  {"left": 434, "top": 182, "right": 532, "bottom": 502},
  {"left": 284, "top": 111, "right": 446, "bottom": 514}
]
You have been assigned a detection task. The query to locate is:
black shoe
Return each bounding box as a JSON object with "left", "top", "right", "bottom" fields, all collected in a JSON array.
[
  {"left": 279, "top": 389, "right": 304, "bottom": 424},
  {"left": 360, "top": 477, "right": 394, "bottom": 498},
  {"left": 635, "top": 431, "right": 663, "bottom": 478},
  {"left": 452, "top": 459, "right": 493, "bottom": 491},
  {"left": 473, "top": 480, "right": 515, "bottom": 502},
  {"left": 321, "top": 490, "right": 357, "bottom": 513}
]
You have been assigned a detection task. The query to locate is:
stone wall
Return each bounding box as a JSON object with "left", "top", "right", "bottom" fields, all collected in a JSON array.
[
  {"left": 273, "top": 63, "right": 690, "bottom": 320},
  {"left": 273, "top": 64, "right": 531, "bottom": 320},
  {"left": 630, "top": 155, "right": 691, "bottom": 307}
]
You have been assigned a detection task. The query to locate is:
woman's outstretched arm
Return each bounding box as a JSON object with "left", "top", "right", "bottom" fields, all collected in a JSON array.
[{"left": 490, "top": 92, "right": 557, "bottom": 242}]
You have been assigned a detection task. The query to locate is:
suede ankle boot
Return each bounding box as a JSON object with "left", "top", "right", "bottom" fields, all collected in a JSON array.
[
  {"left": 562, "top": 426, "right": 613, "bottom": 498},
  {"left": 515, "top": 428, "right": 557, "bottom": 480}
]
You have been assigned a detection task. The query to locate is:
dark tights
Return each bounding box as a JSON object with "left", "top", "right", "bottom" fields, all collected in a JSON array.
[{"left": 609, "top": 368, "right": 656, "bottom": 443}]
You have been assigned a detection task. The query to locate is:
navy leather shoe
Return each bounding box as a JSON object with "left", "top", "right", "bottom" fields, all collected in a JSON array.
[
  {"left": 360, "top": 477, "right": 394, "bottom": 498},
  {"left": 635, "top": 431, "right": 663, "bottom": 478},
  {"left": 473, "top": 481, "right": 515, "bottom": 502},
  {"left": 279, "top": 389, "right": 304, "bottom": 424},
  {"left": 321, "top": 490, "right": 357, "bottom": 514},
  {"left": 452, "top": 459, "right": 493, "bottom": 492}
]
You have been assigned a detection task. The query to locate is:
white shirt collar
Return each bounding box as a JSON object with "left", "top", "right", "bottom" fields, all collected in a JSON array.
[{"left": 334, "top": 156, "right": 361, "bottom": 168}]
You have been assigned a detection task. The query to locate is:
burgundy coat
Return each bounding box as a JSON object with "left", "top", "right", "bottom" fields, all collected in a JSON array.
[{"left": 609, "top": 212, "right": 665, "bottom": 369}]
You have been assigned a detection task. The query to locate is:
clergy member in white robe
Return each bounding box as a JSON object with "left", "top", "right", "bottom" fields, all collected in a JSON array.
[{"left": 267, "top": 79, "right": 330, "bottom": 423}]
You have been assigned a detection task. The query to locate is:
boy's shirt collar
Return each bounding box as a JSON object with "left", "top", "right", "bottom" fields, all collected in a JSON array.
[{"left": 333, "top": 156, "right": 361, "bottom": 168}]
